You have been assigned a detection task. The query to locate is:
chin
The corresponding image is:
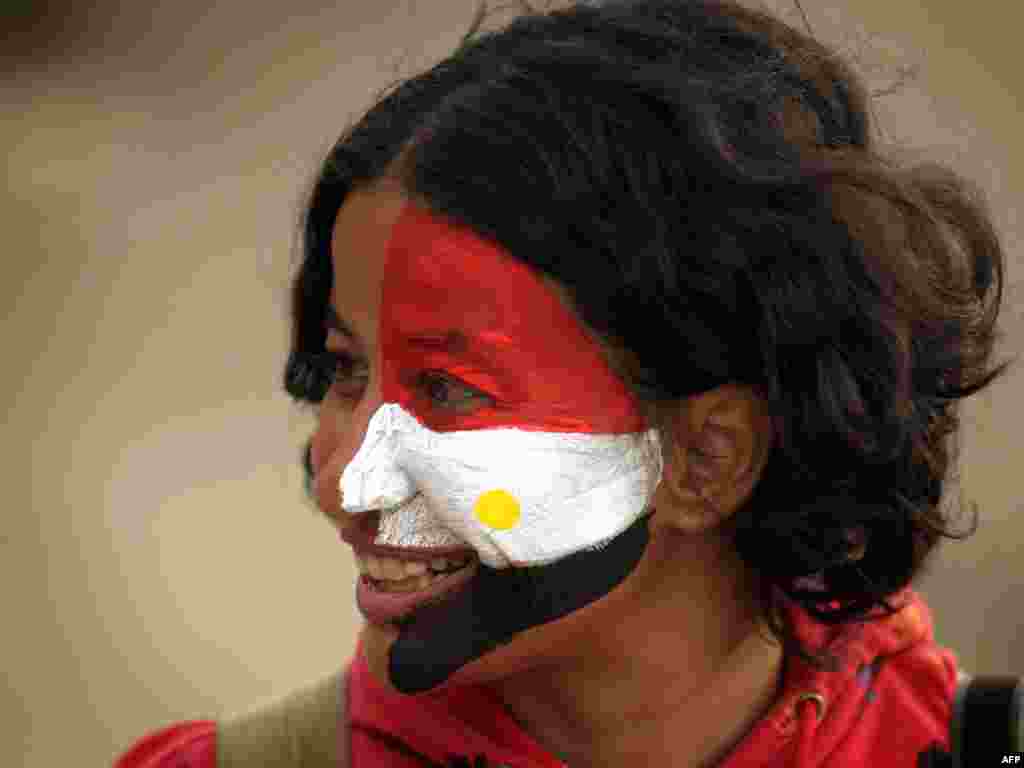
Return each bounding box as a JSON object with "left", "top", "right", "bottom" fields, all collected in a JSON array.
[
  {"left": 358, "top": 513, "right": 652, "bottom": 695},
  {"left": 362, "top": 614, "right": 568, "bottom": 696}
]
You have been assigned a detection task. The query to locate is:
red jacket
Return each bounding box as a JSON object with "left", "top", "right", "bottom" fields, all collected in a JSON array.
[{"left": 114, "top": 589, "right": 955, "bottom": 766}]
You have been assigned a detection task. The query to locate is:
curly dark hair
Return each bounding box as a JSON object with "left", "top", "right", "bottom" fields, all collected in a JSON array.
[{"left": 285, "top": 0, "right": 1017, "bottom": 667}]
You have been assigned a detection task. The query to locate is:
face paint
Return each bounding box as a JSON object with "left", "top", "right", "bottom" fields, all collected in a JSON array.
[
  {"left": 341, "top": 202, "right": 662, "bottom": 566},
  {"left": 383, "top": 205, "right": 649, "bottom": 435},
  {"left": 342, "top": 402, "right": 661, "bottom": 567},
  {"left": 389, "top": 511, "right": 653, "bottom": 693},
  {"left": 339, "top": 201, "right": 663, "bottom": 692}
]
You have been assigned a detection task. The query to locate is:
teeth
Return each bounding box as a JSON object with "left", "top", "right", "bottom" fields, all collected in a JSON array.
[
  {"left": 372, "top": 573, "right": 436, "bottom": 593},
  {"left": 369, "top": 556, "right": 406, "bottom": 580},
  {"left": 403, "top": 560, "right": 428, "bottom": 576},
  {"left": 430, "top": 555, "right": 471, "bottom": 572},
  {"left": 357, "top": 553, "right": 472, "bottom": 582}
]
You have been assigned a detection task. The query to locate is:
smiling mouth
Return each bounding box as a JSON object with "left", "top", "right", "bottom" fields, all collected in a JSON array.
[
  {"left": 356, "top": 557, "right": 480, "bottom": 626},
  {"left": 356, "top": 550, "right": 476, "bottom": 591},
  {"left": 339, "top": 501, "right": 484, "bottom": 625}
]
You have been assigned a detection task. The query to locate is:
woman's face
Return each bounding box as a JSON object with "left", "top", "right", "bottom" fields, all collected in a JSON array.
[{"left": 309, "top": 179, "right": 673, "bottom": 694}]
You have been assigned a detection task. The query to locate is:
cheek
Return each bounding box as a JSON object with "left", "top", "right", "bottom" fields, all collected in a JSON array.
[
  {"left": 441, "top": 582, "right": 625, "bottom": 689},
  {"left": 312, "top": 391, "right": 379, "bottom": 517}
]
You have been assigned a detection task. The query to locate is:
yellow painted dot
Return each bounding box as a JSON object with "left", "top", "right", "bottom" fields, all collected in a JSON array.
[{"left": 473, "top": 489, "right": 521, "bottom": 530}]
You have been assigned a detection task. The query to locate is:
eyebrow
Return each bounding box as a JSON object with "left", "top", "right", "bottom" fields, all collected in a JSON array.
[
  {"left": 326, "top": 306, "right": 473, "bottom": 355},
  {"left": 406, "top": 330, "right": 469, "bottom": 352}
]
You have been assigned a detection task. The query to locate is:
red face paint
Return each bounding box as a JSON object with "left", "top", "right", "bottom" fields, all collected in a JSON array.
[{"left": 380, "top": 202, "right": 647, "bottom": 434}]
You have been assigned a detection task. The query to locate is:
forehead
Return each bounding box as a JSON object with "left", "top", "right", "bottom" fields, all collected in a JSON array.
[
  {"left": 329, "top": 186, "right": 646, "bottom": 432},
  {"left": 328, "top": 182, "right": 408, "bottom": 347},
  {"left": 329, "top": 183, "right": 576, "bottom": 344}
]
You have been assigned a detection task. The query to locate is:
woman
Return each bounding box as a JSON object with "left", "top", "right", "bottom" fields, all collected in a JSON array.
[{"left": 115, "top": 0, "right": 1015, "bottom": 765}]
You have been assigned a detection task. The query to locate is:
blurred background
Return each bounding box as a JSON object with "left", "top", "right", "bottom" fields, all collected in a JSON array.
[{"left": 2, "top": 0, "right": 1021, "bottom": 765}]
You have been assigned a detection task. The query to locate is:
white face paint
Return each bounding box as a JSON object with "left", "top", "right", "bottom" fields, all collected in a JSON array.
[{"left": 340, "top": 403, "right": 663, "bottom": 568}]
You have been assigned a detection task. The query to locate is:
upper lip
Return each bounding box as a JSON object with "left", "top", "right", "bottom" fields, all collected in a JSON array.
[{"left": 338, "top": 510, "right": 479, "bottom": 563}]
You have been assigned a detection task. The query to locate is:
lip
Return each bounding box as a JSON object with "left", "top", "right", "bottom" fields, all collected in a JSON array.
[
  {"left": 339, "top": 509, "right": 479, "bottom": 562},
  {"left": 356, "top": 560, "right": 479, "bottom": 625}
]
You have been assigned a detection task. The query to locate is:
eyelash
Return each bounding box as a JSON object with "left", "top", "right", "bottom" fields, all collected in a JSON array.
[
  {"left": 319, "top": 350, "right": 368, "bottom": 397},
  {"left": 298, "top": 349, "right": 490, "bottom": 410}
]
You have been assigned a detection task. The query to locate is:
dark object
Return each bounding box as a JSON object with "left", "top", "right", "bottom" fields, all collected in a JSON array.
[
  {"left": 388, "top": 513, "right": 651, "bottom": 694},
  {"left": 951, "top": 675, "right": 1023, "bottom": 768},
  {"left": 917, "top": 742, "right": 952, "bottom": 768}
]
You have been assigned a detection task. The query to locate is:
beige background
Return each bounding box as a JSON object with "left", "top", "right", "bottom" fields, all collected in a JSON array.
[{"left": 2, "top": 1, "right": 1021, "bottom": 765}]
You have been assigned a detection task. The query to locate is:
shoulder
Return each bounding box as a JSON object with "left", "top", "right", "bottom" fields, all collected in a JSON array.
[
  {"left": 114, "top": 668, "right": 347, "bottom": 768},
  {"left": 114, "top": 720, "right": 217, "bottom": 768},
  {"left": 216, "top": 669, "right": 346, "bottom": 767},
  {"left": 869, "top": 596, "right": 959, "bottom": 726},
  {"left": 829, "top": 596, "right": 959, "bottom": 765}
]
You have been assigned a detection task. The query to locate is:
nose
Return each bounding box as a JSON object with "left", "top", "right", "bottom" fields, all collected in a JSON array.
[{"left": 339, "top": 404, "right": 417, "bottom": 513}]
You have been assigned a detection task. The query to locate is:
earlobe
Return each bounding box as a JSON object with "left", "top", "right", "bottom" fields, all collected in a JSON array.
[
  {"left": 679, "top": 444, "right": 738, "bottom": 532},
  {"left": 672, "top": 482, "right": 726, "bottom": 534}
]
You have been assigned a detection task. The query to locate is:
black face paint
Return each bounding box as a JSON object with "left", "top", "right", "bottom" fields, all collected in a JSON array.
[{"left": 386, "top": 512, "right": 652, "bottom": 694}]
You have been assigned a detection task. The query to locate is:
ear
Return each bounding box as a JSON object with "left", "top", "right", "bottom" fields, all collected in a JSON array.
[{"left": 650, "top": 384, "right": 774, "bottom": 534}]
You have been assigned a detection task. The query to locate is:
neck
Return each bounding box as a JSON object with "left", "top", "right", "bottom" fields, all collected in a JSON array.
[{"left": 490, "top": 529, "right": 784, "bottom": 767}]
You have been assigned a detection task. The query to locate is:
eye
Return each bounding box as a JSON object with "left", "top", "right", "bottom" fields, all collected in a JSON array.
[
  {"left": 312, "top": 349, "right": 369, "bottom": 401},
  {"left": 417, "top": 371, "right": 492, "bottom": 412}
]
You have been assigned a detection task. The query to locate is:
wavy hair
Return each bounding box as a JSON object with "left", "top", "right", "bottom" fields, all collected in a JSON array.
[{"left": 285, "top": 0, "right": 1017, "bottom": 666}]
